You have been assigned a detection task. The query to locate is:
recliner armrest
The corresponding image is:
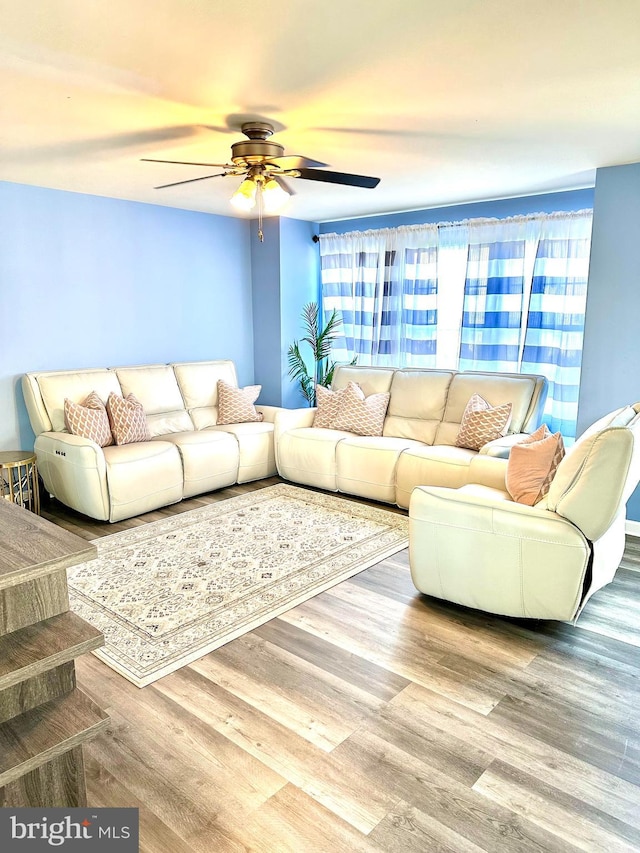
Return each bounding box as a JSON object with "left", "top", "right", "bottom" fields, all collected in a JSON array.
[{"left": 479, "top": 433, "right": 530, "bottom": 458}]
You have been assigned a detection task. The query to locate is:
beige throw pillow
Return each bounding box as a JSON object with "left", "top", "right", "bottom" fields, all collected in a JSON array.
[
  {"left": 106, "top": 392, "right": 151, "bottom": 445},
  {"left": 64, "top": 391, "right": 113, "bottom": 447},
  {"left": 506, "top": 424, "right": 566, "bottom": 506},
  {"left": 455, "top": 393, "right": 513, "bottom": 451},
  {"left": 217, "top": 380, "right": 264, "bottom": 425},
  {"left": 332, "top": 382, "right": 390, "bottom": 436},
  {"left": 313, "top": 384, "right": 349, "bottom": 429}
]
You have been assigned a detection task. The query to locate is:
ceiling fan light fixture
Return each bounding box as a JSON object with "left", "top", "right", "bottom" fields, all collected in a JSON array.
[
  {"left": 261, "top": 177, "right": 290, "bottom": 213},
  {"left": 230, "top": 177, "right": 257, "bottom": 211}
]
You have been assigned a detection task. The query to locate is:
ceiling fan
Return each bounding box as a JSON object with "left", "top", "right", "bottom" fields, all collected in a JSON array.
[{"left": 141, "top": 121, "right": 380, "bottom": 233}]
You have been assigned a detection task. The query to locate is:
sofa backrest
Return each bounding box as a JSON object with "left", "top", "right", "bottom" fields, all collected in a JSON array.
[
  {"left": 331, "top": 365, "right": 395, "bottom": 396},
  {"left": 22, "top": 368, "right": 122, "bottom": 435},
  {"left": 383, "top": 369, "right": 456, "bottom": 444},
  {"left": 546, "top": 409, "right": 640, "bottom": 540},
  {"left": 115, "top": 364, "right": 194, "bottom": 436},
  {"left": 22, "top": 360, "right": 242, "bottom": 439},
  {"left": 434, "top": 371, "right": 547, "bottom": 445},
  {"left": 172, "top": 360, "right": 239, "bottom": 429},
  {"left": 331, "top": 364, "right": 548, "bottom": 445}
]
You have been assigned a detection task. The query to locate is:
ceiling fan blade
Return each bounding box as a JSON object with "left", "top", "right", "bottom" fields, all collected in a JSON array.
[
  {"left": 154, "top": 173, "right": 228, "bottom": 189},
  {"left": 267, "top": 155, "right": 328, "bottom": 169},
  {"left": 273, "top": 176, "right": 296, "bottom": 196},
  {"left": 295, "top": 168, "right": 380, "bottom": 189},
  {"left": 142, "top": 158, "right": 231, "bottom": 167}
]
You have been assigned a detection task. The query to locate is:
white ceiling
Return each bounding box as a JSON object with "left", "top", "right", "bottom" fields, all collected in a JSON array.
[{"left": 2, "top": 0, "right": 639, "bottom": 223}]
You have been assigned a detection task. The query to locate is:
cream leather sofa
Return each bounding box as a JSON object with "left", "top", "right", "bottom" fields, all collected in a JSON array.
[
  {"left": 22, "top": 361, "right": 279, "bottom": 522},
  {"left": 409, "top": 404, "right": 640, "bottom": 621},
  {"left": 275, "top": 365, "right": 548, "bottom": 508}
]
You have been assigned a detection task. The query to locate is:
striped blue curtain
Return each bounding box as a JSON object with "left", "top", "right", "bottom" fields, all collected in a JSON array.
[
  {"left": 520, "top": 213, "right": 592, "bottom": 435},
  {"left": 458, "top": 219, "right": 530, "bottom": 373},
  {"left": 320, "top": 226, "right": 438, "bottom": 366},
  {"left": 319, "top": 211, "right": 592, "bottom": 439}
]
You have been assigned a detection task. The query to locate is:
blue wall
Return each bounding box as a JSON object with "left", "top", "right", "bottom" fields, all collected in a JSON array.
[
  {"left": 251, "top": 216, "right": 320, "bottom": 407},
  {"left": 0, "top": 181, "right": 253, "bottom": 450},
  {"left": 279, "top": 217, "right": 321, "bottom": 408},
  {"left": 251, "top": 217, "right": 282, "bottom": 405},
  {"left": 319, "top": 189, "right": 594, "bottom": 233},
  {"left": 578, "top": 163, "right": 640, "bottom": 522}
]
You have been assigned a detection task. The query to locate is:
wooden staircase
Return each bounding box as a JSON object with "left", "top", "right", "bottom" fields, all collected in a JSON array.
[{"left": 0, "top": 500, "right": 109, "bottom": 807}]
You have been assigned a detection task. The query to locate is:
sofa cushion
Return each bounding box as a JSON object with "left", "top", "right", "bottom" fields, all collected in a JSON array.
[
  {"left": 383, "top": 369, "right": 455, "bottom": 444},
  {"left": 151, "top": 430, "right": 239, "bottom": 498},
  {"left": 336, "top": 435, "right": 424, "bottom": 503},
  {"left": 107, "top": 392, "right": 151, "bottom": 446},
  {"left": 216, "top": 380, "right": 264, "bottom": 424},
  {"left": 208, "top": 421, "right": 276, "bottom": 483},
  {"left": 64, "top": 391, "right": 113, "bottom": 447},
  {"left": 506, "top": 425, "right": 565, "bottom": 506},
  {"left": 395, "top": 444, "right": 478, "bottom": 508},
  {"left": 115, "top": 364, "right": 194, "bottom": 436},
  {"left": 455, "top": 394, "right": 512, "bottom": 451},
  {"left": 103, "top": 440, "right": 183, "bottom": 523},
  {"left": 332, "top": 383, "right": 390, "bottom": 436},
  {"left": 276, "top": 427, "right": 353, "bottom": 491},
  {"left": 436, "top": 372, "right": 540, "bottom": 446}
]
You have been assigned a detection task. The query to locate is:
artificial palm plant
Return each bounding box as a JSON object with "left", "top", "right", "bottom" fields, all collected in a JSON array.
[{"left": 287, "top": 303, "right": 354, "bottom": 406}]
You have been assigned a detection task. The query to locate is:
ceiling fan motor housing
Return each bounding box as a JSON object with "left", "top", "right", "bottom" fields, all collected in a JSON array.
[{"left": 230, "top": 121, "right": 284, "bottom": 166}]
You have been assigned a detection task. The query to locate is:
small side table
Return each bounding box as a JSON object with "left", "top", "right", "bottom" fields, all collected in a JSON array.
[{"left": 0, "top": 451, "right": 40, "bottom": 514}]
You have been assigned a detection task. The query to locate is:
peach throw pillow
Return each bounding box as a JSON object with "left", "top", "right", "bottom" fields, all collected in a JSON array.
[
  {"left": 313, "top": 384, "right": 350, "bottom": 429},
  {"left": 106, "top": 392, "right": 151, "bottom": 445},
  {"left": 506, "top": 424, "right": 566, "bottom": 506},
  {"left": 332, "top": 382, "right": 390, "bottom": 436},
  {"left": 455, "top": 393, "right": 513, "bottom": 451},
  {"left": 64, "top": 391, "right": 113, "bottom": 447},
  {"left": 216, "top": 380, "right": 264, "bottom": 425}
]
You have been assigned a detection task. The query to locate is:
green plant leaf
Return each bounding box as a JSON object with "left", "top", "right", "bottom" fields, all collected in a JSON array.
[{"left": 287, "top": 302, "right": 355, "bottom": 406}]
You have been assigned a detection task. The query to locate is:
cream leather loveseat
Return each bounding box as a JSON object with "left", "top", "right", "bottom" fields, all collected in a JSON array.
[
  {"left": 275, "top": 365, "right": 548, "bottom": 508},
  {"left": 22, "top": 361, "right": 279, "bottom": 522}
]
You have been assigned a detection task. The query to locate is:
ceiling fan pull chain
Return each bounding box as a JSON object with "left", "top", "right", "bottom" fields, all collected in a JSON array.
[{"left": 257, "top": 181, "right": 264, "bottom": 242}]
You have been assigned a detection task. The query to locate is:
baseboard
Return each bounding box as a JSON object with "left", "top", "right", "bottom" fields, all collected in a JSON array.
[{"left": 625, "top": 520, "right": 640, "bottom": 538}]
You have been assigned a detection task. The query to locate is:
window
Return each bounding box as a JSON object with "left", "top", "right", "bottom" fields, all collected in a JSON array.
[{"left": 320, "top": 210, "right": 593, "bottom": 437}]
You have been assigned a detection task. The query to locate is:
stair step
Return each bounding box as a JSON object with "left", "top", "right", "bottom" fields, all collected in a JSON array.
[
  {"left": 0, "top": 688, "right": 109, "bottom": 788},
  {"left": 0, "top": 500, "right": 96, "bottom": 591},
  {"left": 0, "top": 611, "right": 104, "bottom": 691}
]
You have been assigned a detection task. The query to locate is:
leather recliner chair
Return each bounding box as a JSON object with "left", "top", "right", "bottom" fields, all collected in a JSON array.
[{"left": 409, "top": 404, "right": 640, "bottom": 621}]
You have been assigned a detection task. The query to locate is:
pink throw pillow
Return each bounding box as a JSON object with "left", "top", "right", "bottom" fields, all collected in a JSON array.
[
  {"left": 455, "top": 393, "right": 513, "bottom": 451},
  {"left": 216, "top": 380, "right": 264, "bottom": 425},
  {"left": 331, "top": 382, "right": 390, "bottom": 436},
  {"left": 506, "top": 424, "right": 566, "bottom": 505},
  {"left": 106, "top": 392, "right": 151, "bottom": 446},
  {"left": 64, "top": 391, "right": 113, "bottom": 447}
]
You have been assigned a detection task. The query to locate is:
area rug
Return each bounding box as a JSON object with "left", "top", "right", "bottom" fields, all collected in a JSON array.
[{"left": 67, "top": 484, "right": 409, "bottom": 687}]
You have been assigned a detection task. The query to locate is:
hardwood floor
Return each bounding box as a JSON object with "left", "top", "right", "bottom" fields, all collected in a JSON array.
[{"left": 41, "top": 478, "right": 640, "bottom": 852}]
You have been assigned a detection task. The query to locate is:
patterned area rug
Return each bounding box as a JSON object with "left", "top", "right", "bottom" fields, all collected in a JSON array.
[{"left": 67, "top": 484, "right": 409, "bottom": 687}]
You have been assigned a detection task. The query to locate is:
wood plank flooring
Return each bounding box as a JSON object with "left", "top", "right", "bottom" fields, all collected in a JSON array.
[{"left": 40, "top": 478, "right": 640, "bottom": 852}]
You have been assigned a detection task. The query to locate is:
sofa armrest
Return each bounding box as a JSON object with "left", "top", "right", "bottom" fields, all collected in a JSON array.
[
  {"left": 480, "top": 433, "right": 530, "bottom": 458},
  {"left": 467, "top": 454, "right": 508, "bottom": 491},
  {"left": 34, "top": 432, "right": 110, "bottom": 520},
  {"left": 409, "top": 485, "right": 590, "bottom": 620},
  {"left": 255, "top": 405, "right": 286, "bottom": 424},
  {"left": 274, "top": 407, "right": 316, "bottom": 435}
]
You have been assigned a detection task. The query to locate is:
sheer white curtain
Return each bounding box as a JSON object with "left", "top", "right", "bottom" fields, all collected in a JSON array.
[{"left": 319, "top": 209, "right": 593, "bottom": 438}]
